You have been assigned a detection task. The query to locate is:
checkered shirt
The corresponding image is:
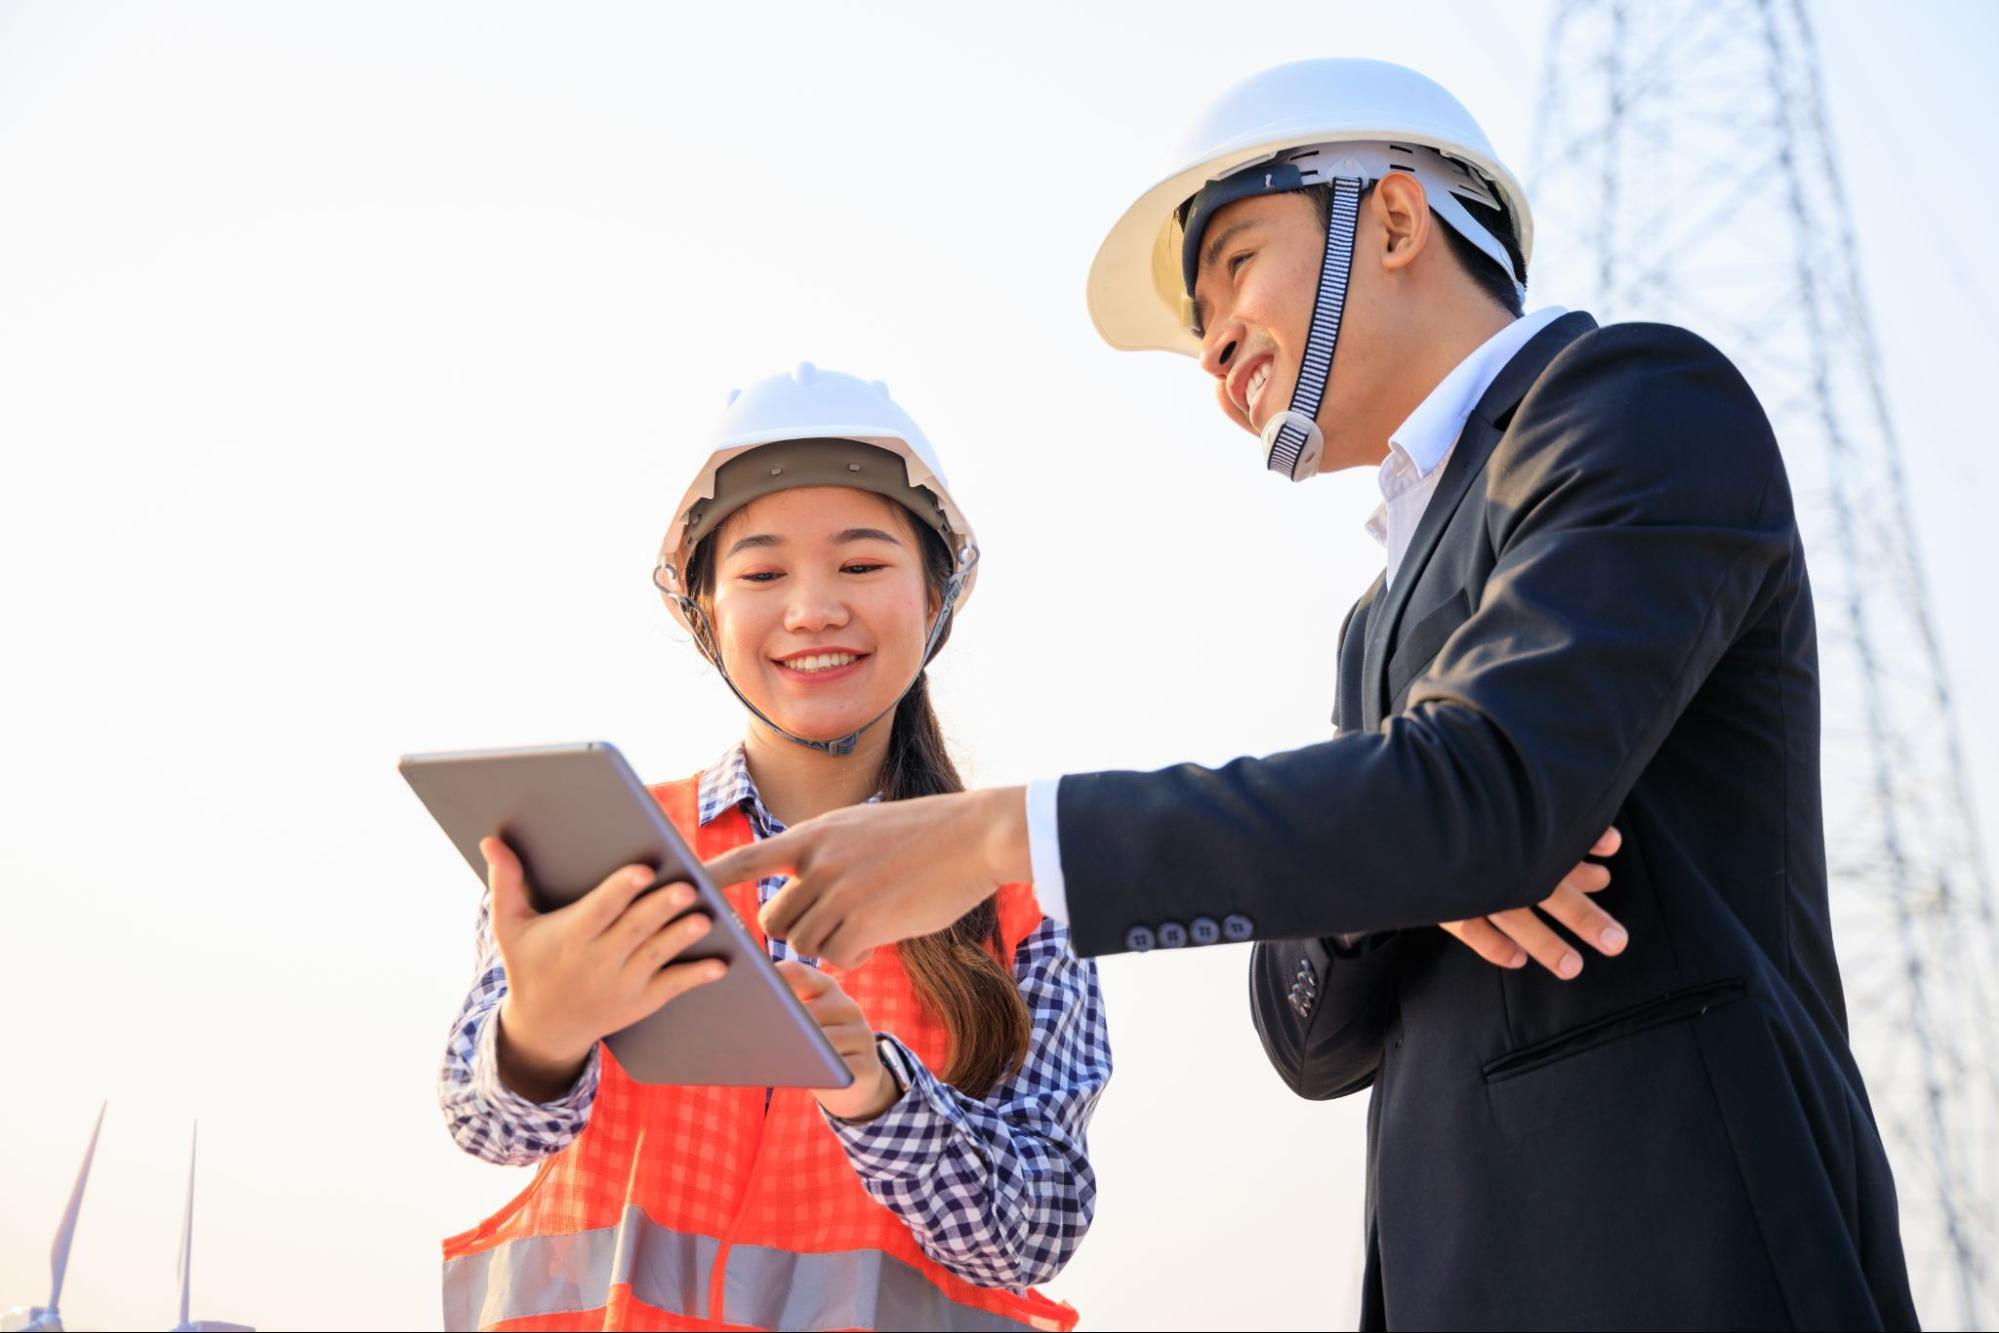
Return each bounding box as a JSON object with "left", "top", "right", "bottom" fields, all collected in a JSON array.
[{"left": 438, "top": 744, "right": 1112, "bottom": 1289}]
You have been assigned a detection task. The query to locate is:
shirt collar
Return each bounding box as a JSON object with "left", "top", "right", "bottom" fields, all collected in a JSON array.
[
  {"left": 698, "top": 743, "right": 768, "bottom": 829},
  {"left": 695, "top": 741, "right": 885, "bottom": 834},
  {"left": 1384, "top": 305, "right": 1568, "bottom": 490}
]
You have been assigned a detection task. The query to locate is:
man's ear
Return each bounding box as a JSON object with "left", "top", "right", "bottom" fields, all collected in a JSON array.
[{"left": 1372, "top": 171, "right": 1432, "bottom": 276}]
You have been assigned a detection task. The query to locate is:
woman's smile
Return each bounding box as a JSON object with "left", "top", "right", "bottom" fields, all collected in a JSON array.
[{"left": 772, "top": 647, "right": 873, "bottom": 686}]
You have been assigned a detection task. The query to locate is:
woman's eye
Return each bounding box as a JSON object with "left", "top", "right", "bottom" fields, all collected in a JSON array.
[
  {"left": 1229, "top": 250, "right": 1253, "bottom": 277},
  {"left": 740, "top": 571, "right": 783, "bottom": 584},
  {"left": 842, "top": 562, "right": 887, "bottom": 575}
]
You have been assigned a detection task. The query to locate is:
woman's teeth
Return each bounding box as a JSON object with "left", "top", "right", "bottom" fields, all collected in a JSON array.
[
  {"left": 1247, "top": 364, "right": 1271, "bottom": 413},
  {"left": 784, "top": 652, "right": 859, "bottom": 673}
]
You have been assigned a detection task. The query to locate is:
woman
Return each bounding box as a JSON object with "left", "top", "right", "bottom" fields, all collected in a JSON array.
[{"left": 436, "top": 363, "right": 1110, "bottom": 1332}]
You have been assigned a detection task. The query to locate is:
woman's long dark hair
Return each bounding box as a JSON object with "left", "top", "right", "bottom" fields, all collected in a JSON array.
[{"left": 686, "top": 502, "right": 1032, "bottom": 1098}]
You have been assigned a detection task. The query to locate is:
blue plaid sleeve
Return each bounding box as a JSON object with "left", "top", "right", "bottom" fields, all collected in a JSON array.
[
  {"left": 437, "top": 897, "right": 601, "bottom": 1166},
  {"left": 822, "top": 915, "right": 1111, "bottom": 1289}
]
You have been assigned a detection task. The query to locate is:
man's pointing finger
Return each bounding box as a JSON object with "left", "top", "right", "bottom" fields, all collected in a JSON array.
[{"left": 703, "top": 832, "right": 801, "bottom": 889}]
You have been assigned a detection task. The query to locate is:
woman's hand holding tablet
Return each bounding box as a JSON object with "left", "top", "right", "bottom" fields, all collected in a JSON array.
[
  {"left": 481, "top": 836, "right": 726, "bottom": 1102},
  {"left": 402, "top": 742, "right": 854, "bottom": 1089}
]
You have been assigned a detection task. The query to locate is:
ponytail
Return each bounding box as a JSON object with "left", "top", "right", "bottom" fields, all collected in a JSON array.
[{"left": 882, "top": 670, "right": 1032, "bottom": 1098}]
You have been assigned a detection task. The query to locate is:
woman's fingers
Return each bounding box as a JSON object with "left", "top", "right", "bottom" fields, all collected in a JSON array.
[
  {"left": 482, "top": 836, "right": 538, "bottom": 935},
  {"left": 1592, "top": 825, "right": 1623, "bottom": 857},
  {"left": 639, "top": 956, "right": 728, "bottom": 1010},
  {"left": 1439, "top": 917, "right": 1528, "bottom": 970},
  {"left": 773, "top": 958, "right": 834, "bottom": 999},
  {"left": 774, "top": 960, "right": 868, "bottom": 1031},
  {"left": 628, "top": 911, "right": 714, "bottom": 975},
  {"left": 611, "top": 881, "right": 697, "bottom": 952},
  {"left": 571, "top": 863, "right": 663, "bottom": 935}
]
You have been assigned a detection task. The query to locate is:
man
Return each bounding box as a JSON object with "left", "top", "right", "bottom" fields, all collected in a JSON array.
[{"left": 708, "top": 59, "right": 1916, "bottom": 1329}]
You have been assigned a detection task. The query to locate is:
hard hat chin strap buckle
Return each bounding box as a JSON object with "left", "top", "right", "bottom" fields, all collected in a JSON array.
[
  {"left": 1262, "top": 410, "right": 1323, "bottom": 481},
  {"left": 1264, "top": 174, "right": 1363, "bottom": 484}
]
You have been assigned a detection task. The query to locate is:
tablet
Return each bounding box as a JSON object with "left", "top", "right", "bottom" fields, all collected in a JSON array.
[{"left": 400, "top": 741, "right": 853, "bottom": 1089}]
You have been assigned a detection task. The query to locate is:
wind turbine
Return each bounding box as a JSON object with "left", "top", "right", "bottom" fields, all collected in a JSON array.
[
  {"left": 2, "top": 1102, "right": 106, "bottom": 1333},
  {"left": 169, "top": 1125, "right": 253, "bottom": 1333}
]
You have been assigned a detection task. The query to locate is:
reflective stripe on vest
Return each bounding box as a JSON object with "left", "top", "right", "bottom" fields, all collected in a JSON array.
[
  {"left": 445, "top": 1205, "right": 1059, "bottom": 1332},
  {"left": 441, "top": 775, "right": 1076, "bottom": 1333}
]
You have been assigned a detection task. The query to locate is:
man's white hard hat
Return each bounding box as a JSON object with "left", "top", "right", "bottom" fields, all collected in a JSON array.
[
  {"left": 1086, "top": 57, "right": 1534, "bottom": 357},
  {"left": 655, "top": 362, "right": 979, "bottom": 636}
]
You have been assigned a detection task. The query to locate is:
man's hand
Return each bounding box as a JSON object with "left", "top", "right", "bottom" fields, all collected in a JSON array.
[
  {"left": 485, "top": 835, "right": 728, "bottom": 1100},
  {"left": 1439, "top": 827, "right": 1627, "bottom": 978},
  {"left": 703, "top": 788, "right": 1028, "bottom": 970},
  {"left": 775, "top": 960, "right": 900, "bottom": 1123},
  {"left": 704, "top": 789, "right": 1632, "bottom": 979}
]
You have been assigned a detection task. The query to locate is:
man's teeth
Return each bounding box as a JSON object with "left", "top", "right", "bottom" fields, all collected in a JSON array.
[
  {"left": 1247, "top": 365, "right": 1271, "bottom": 410},
  {"left": 785, "top": 652, "right": 859, "bottom": 673}
]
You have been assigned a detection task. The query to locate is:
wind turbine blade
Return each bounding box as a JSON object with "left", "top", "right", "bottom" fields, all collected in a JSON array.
[
  {"left": 49, "top": 1100, "right": 106, "bottom": 1309},
  {"left": 179, "top": 1123, "right": 197, "bottom": 1329}
]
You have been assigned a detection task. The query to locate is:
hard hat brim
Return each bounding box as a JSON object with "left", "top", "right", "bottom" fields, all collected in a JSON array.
[
  {"left": 1087, "top": 123, "right": 1535, "bottom": 358},
  {"left": 656, "top": 432, "right": 978, "bottom": 634}
]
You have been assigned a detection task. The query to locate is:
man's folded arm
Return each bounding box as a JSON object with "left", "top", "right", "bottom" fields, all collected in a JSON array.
[{"left": 1058, "top": 327, "right": 1792, "bottom": 956}]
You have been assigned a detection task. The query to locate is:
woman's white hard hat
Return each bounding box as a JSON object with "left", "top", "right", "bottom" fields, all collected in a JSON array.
[
  {"left": 654, "top": 362, "right": 979, "bottom": 638},
  {"left": 1086, "top": 57, "right": 1534, "bottom": 358}
]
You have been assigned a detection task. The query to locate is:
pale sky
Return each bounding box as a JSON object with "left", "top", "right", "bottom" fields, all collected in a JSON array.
[{"left": 3, "top": 3, "right": 1996, "bottom": 1330}]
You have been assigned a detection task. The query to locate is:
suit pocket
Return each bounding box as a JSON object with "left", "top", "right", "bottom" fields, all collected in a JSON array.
[
  {"left": 1481, "top": 979, "right": 1746, "bottom": 1084},
  {"left": 1384, "top": 588, "right": 1474, "bottom": 706}
]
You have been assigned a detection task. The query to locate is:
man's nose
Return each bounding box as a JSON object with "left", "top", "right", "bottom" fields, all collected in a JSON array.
[{"left": 1200, "top": 320, "right": 1244, "bottom": 381}]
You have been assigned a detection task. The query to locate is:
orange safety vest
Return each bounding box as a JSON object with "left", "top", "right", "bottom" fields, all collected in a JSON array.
[{"left": 442, "top": 775, "right": 1082, "bottom": 1333}]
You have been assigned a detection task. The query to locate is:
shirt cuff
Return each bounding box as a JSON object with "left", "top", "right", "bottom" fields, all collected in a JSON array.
[
  {"left": 821, "top": 1034, "right": 962, "bottom": 1181},
  {"left": 1024, "top": 779, "right": 1069, "bottom": 924},
  {"left": 472, "top": 1004, "right": 602, "bottom": 1117}
]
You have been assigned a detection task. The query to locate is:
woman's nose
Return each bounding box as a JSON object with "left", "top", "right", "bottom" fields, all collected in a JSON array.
[{"left": 783, "top": 579, "right": 849, "bottom": 633}]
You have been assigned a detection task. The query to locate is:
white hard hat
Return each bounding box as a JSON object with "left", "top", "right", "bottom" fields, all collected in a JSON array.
[
  {"left": 1087, "top": 58, "right": 1534, "bottom": 358},
  {"left": 654, "top": 362, "right": 980, "bottom": 637}
]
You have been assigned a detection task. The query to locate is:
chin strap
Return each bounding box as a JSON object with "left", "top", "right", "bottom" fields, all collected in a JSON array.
[
  {"left": 660, "top": 544, "right": 980, "bottom": 758},
  {"left": 1261, "top": 174, "right": 1363, "bottom": 483}
]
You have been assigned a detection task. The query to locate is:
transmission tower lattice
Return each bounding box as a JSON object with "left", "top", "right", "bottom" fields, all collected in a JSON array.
[{"left": 1531, "top": 1, "right": 1997, "bottom": 1327}]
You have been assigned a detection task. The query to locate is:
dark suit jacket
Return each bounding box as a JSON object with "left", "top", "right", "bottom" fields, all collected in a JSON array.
[{"left": 1057, "top": 314, "right": 1917, "bottom": 1330}]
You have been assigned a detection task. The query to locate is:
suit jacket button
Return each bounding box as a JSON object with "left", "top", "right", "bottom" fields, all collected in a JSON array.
[
  {"left": 1223, "top": 913, "right": 1254, "bottom": 942},
  {"left": 1157, "top": 921, "right": 1188, "bottom": 948},
  {"left": 1126, "top": 925, "right": 1156, "bottom": 953},
  {"left": 1190, "top": 916, "right": 1220, "bottom": 945}
]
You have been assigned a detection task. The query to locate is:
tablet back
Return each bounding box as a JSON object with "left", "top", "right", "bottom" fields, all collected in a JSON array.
[{"left": 400, "top": 742, "right": 852, "bottom": 1089}]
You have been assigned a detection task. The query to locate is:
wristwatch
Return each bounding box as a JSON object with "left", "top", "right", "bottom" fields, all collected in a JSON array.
[{"left": 874, "top": 1034, "right": 912, "bottom": 1101}]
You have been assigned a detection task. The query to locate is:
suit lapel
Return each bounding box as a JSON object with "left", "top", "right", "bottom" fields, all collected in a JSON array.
[
  {"left": 1337, "top": 575, "right": 1383, "bottom": 733},
  {"left": 1360, "top": 311, "right": 1599, "bottom": 730}
]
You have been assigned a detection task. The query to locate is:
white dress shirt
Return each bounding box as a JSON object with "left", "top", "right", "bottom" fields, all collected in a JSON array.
[
  {"left": 1027, "top": 307, "right": 1569, "bottom": 923},
  {"left": 1368, "top": 306, "right": 1566, "bottom": 587}
]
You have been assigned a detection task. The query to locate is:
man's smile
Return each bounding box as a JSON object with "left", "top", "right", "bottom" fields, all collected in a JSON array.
[{"left": 1228, "top": 351, "right": 1276, "bottom": 425}]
